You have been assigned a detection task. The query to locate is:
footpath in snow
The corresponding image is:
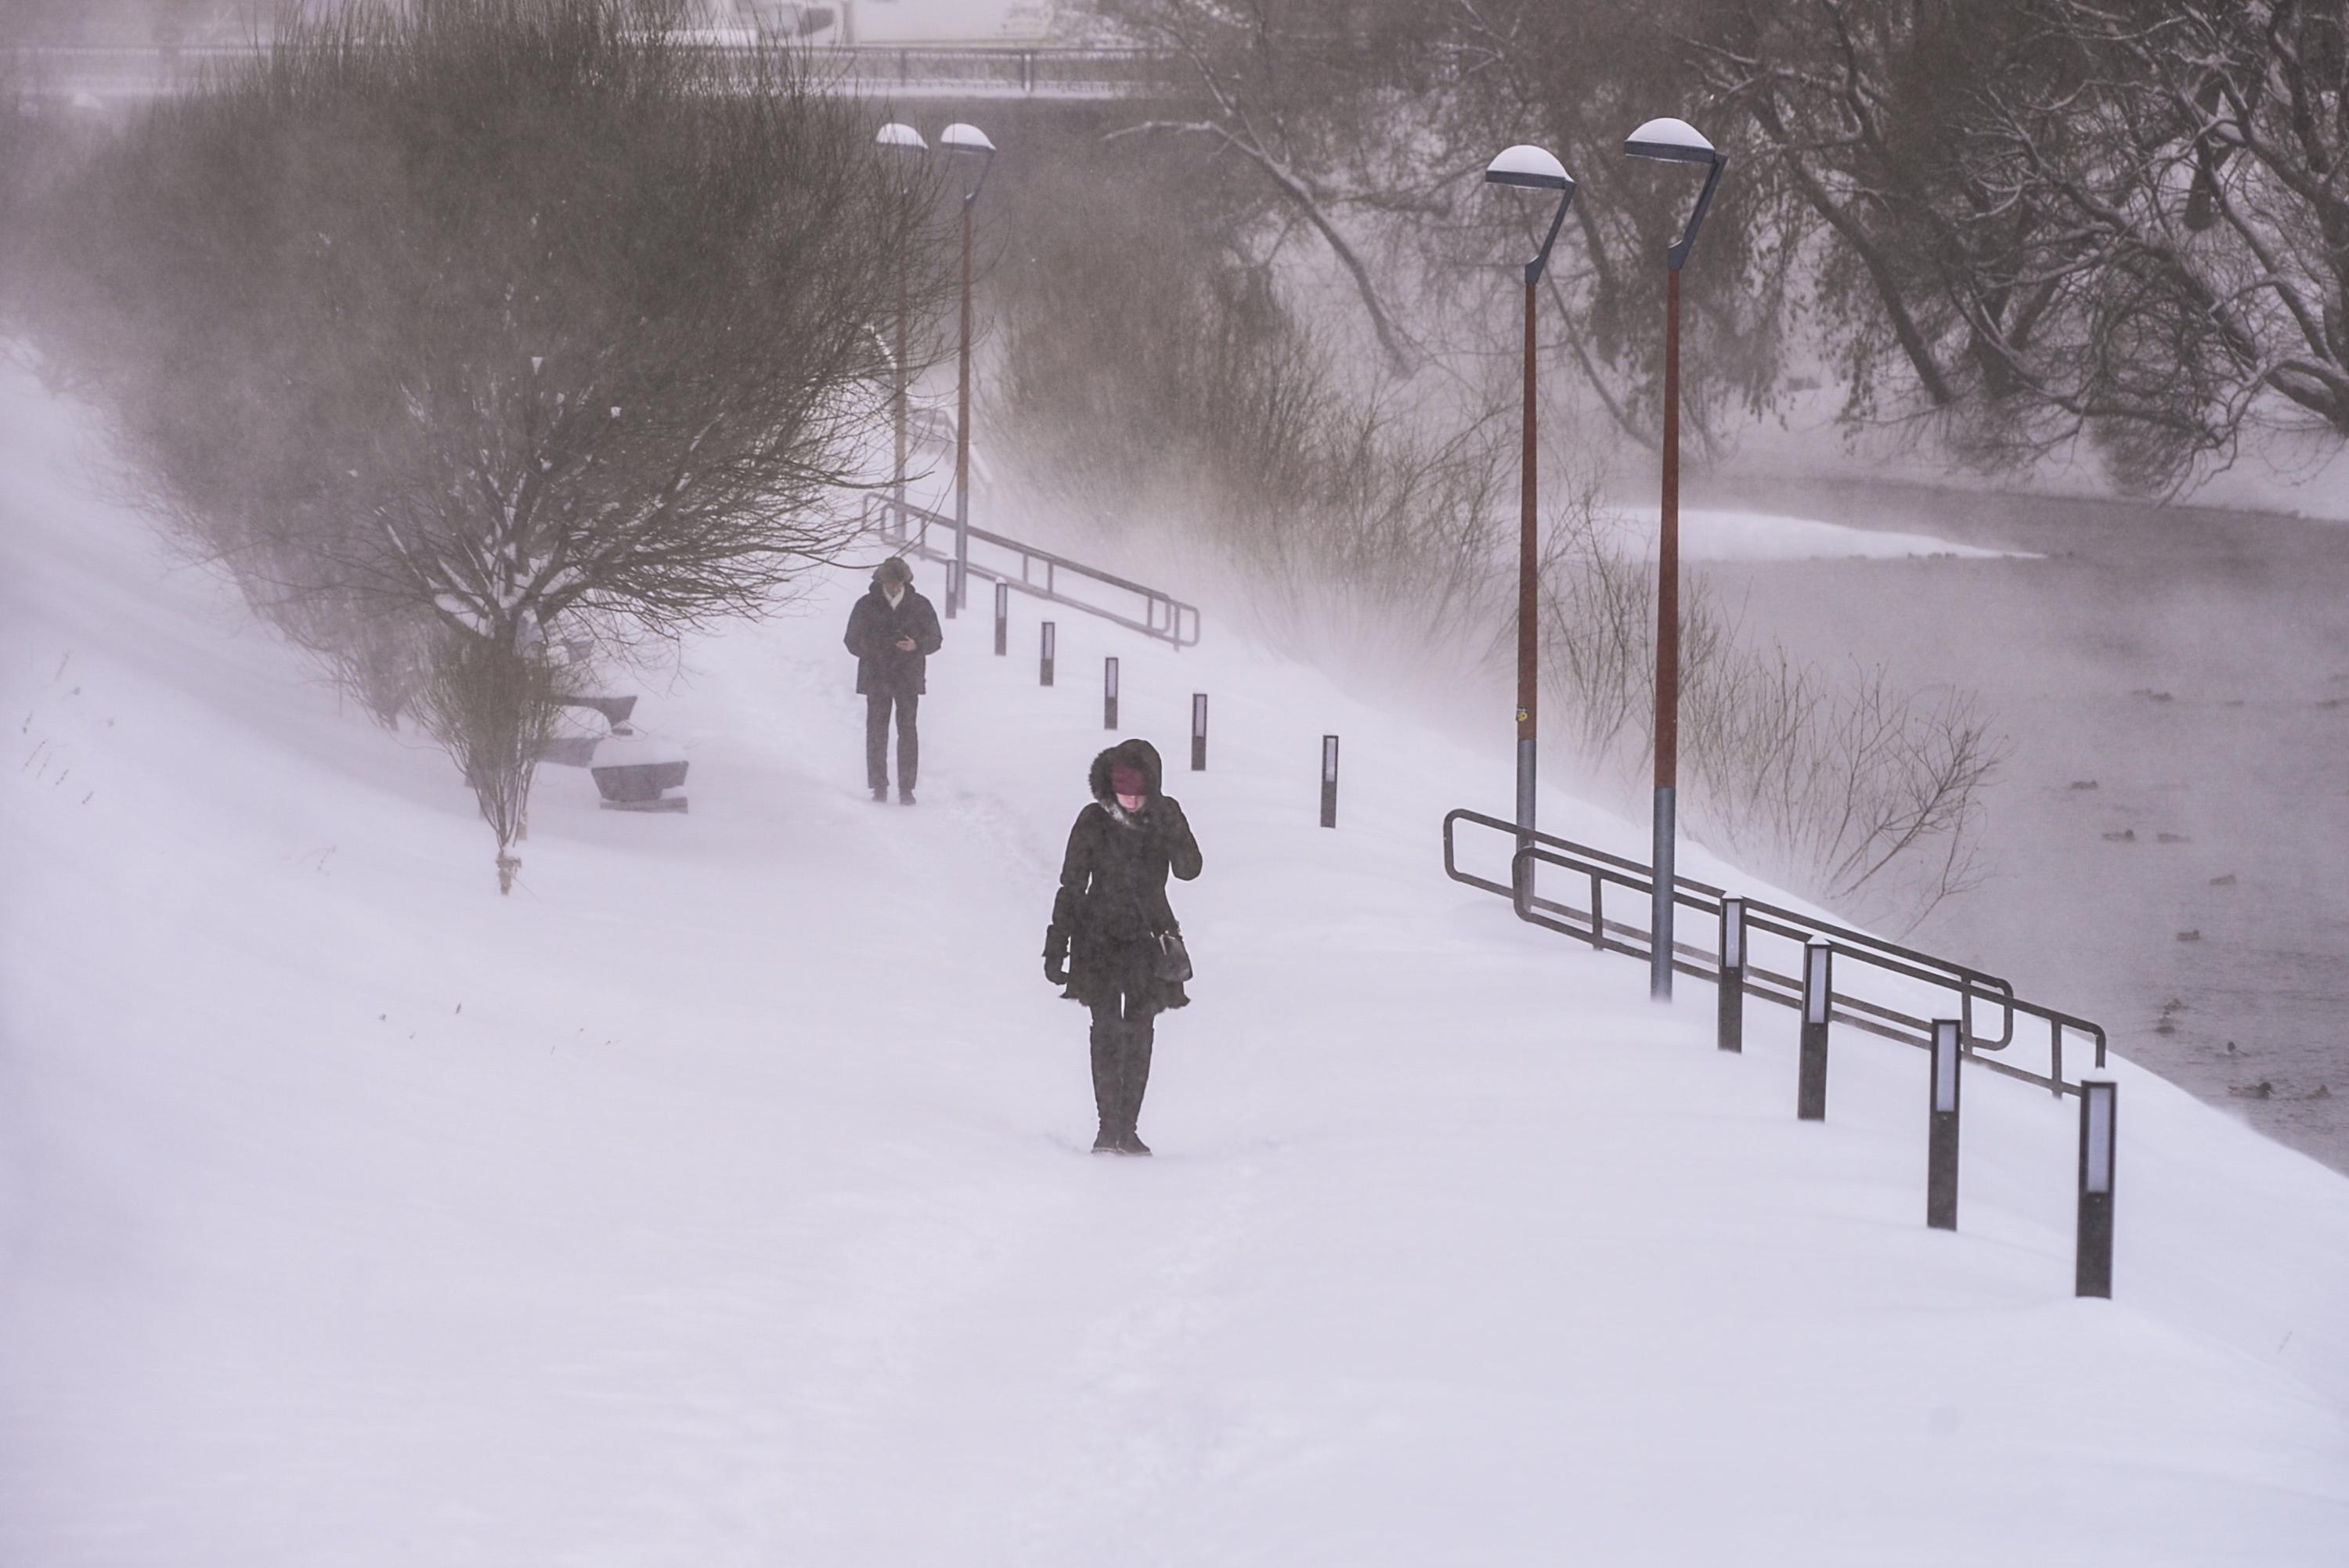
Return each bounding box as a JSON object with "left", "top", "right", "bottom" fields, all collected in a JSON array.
[{"left": 3, "top": 366, "right": 2347, "bottom": 1566}]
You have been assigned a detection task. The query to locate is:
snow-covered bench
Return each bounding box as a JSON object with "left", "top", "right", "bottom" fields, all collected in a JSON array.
[{"left": 539, "top": 690, "right": 689, "bottom": 812}]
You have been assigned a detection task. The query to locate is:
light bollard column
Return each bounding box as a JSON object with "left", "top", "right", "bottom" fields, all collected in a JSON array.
[
  {"left": 993, "top": 581, "right": 1009, "bottom": 657},
  {"left": 1928, "top": 1018, "right": 1962, "bottom": 1231},
  {"left": 1039, "top": 622, "right": 1055, "bottom": 688},
  {"left": 944, "top": 562, "right": 960, "bottom": 621},
  {"left": 1103, "top": 657, "right": 1119, "bottom": 730},
  {"left": 1798, "top": 940, "right": 1832, "bottom": 1121},
  {"left": 2076, "top": 1080, "right": 2117, "bottom": 1298},
  {"left": 1716, "top": 896, "right": 1745, "bottom": 1053},
  {"left": 1191, "top": 694, "right": 1208, "bottom": 772},
  {"left": 1320, "top": 735, "right": 1340, "bottom": 829}
]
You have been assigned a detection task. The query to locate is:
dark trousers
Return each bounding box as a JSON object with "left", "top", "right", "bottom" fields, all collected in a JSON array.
[
  {"left": 1088, "top": 994, "right": 1156, "bottom": 1137},
  {"left": 864, "top": 690, "right": 919, "bottom": 791}
]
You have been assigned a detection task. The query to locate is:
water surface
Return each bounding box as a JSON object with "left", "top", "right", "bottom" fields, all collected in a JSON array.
[{"left": 1704, "top": 478, "right": 2349, "bottom": 1174}]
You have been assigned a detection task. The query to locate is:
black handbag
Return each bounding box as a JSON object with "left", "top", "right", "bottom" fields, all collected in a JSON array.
[{"left": 1153, "top": 928, "right": 1194, "bottom": 985}]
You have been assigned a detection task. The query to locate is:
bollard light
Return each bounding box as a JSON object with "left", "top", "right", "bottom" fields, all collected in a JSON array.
[
  {"left": 1191, "top": 693, "right": 1208, "bottom": 771},
  {"left": 2084, "top": 1082, "right": 2114, "bottom": 1193},
  {"left": 1039, "top": 621, "right": 1055, "bottom": 687},
  {"left": 1716, "top": 896, "right": 1745, "bottom": 1053},
  {"left": 2076, "top": 1080, "right": 2118, "bottom": 1296},
  {"left": 993, "top": 581, "right": 1009, "bottom": 656},
  {"left": 1103, "top": 656, "right": 1119, "bottom": 730},
  {"left": 944, "top": 561, "right": 960, "bottom": 620},
  {"left": 1927, "top": 1018, "right": 1962, "bottom": 1231},
  {"left": 1799, "top": 940, "right": 1832, "bottom": 1120},
  {"left": 1320, "top": 735, "right": 1340, "bottom": 828}
]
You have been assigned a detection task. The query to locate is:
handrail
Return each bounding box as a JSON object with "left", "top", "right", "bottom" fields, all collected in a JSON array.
[
  {"left": 869, "top": 496, "right": 1200, "bottom": 651},
  {"left": 1442, "top": 806, "right": 2108, "bottom": 1098},
  {"left": 1443, "top": 808, "right": 2016, "bottom": 1035}
]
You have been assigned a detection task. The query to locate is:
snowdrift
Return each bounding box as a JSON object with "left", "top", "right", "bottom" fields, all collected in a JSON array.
[{"left": 4, "top": 363, "right": 2347, "bottom": 1566}]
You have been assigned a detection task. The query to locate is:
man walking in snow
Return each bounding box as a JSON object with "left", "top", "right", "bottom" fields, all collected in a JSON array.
[{"left": 843, "top": 557, "right": 944, "bottom": 804}]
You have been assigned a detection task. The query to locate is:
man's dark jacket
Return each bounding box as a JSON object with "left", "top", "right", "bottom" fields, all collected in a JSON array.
[
  {"left": 843, "top": 580, "right": 944, "bottom": 695},
  {"left": 1045, "top": 738, "right": 1203, "bottom": 1014}
]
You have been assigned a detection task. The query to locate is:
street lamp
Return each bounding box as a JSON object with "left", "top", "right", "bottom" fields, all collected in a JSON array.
[
  {"left": 940, "top": 122, "right": 996, "bottom": 616},
  {"left": 876, "top": 121, "right": 928, "bottom": 537},
  {"left": 1623, "top": 116, "right": 1727, "bottom": 1002},
  {"left": 1483, "top": 144, "right": 1576, "bottom": 861}
]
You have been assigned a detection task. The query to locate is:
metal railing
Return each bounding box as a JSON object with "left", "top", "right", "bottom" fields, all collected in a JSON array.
[
  {"left": 1442, "top": 807, "right": 2108, "bottom": 1098},
  {"left": 7, "top": 43, "right": 1183, "bottom": 103},
  {"left": 869, "top": 496, "right": 1200, "bottom": 651}
]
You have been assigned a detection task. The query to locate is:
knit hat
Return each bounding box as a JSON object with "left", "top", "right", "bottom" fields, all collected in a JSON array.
[
  {"left": 874, "top": 557, "right": 913, "bottom": 587},
  {"left": 1110, "top": 763, "right": 1147, "bottom": 798}
]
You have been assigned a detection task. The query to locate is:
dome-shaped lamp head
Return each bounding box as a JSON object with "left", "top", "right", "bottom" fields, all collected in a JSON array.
[
  {"left": 1484, "top": 144, "right": 1577, "bottom": 283},
  {"left": 1624, "top": 117, "right": 1728, "bottom": 270}
]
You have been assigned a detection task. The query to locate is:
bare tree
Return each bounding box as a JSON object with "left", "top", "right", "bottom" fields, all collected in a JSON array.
[
  {"left": 1694, "top": 0, "right": 2349, "bottom": 489},
  {"left": 1092, "top": 0, "right": 1452, "bottom": 375},
  {"left": 411, "top": 626, "right": 557, "bottom": 894},
  {"left": 1537, "top": 493, "right": 2002, "bottom": 928},
  {"left": 986, "top": 124, "right": 1999, "bottom": 926},
  {"left": 23, "top": 0, "right": 951, "bottom": 886}
]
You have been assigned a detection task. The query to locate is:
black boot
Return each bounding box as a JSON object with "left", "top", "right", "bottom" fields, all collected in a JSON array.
[
  {"left": 1088, "top": 1014, "right": 1122, "bottom": 1154},
  {"left": 1116, "top": 1019, "right": 1155, "bottom": 1156}
]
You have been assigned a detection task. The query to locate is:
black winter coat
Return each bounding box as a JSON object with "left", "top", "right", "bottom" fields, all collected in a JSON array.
[
  {"left": 1046, "top": 738, "right": 1203, "bottom": 1015},
  {"left": 844, "top": 582, "right": 944, "bottom": 695}
]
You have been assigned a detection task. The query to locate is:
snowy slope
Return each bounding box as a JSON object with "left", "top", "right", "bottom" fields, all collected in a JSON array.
[{"left": 4, "top": 362, "right": 2347, "bottom": 1567}]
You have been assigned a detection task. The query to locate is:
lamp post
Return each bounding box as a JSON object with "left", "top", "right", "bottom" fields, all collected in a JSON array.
[
  {"left": 1483, "top": 145, "right": 1576, "bottom": 860},
  {"left": 876, "top": 121, "right": 928, "bottom": 535},
  {"left": 1623, "top": 116, "right": 1727, "bottom": 1002},
  {"left": 940, "top": 122, "right": 995, "bottom": 616}
]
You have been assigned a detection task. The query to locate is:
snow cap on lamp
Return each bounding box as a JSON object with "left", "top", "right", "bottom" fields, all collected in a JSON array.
[
  {"left": 1625, "top": 117, "right": 1719, "bottom": 164},
  {"left": 875, "top": 122, "right": 927, "bottom": 150},
  {"left": 1484, "top": 144, "right": 1572, "bottom": 191},
  {"left": 940, "top": 122, "right": 995, "bottom": 155}
]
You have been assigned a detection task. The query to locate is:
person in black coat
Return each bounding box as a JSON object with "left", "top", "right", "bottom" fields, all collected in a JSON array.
[
  {"left": 843, "top": 557, "right": 944, "bottom": 804},
  {"left": 1044, "top": 737, "right": 1203, "bottom": 1155}
]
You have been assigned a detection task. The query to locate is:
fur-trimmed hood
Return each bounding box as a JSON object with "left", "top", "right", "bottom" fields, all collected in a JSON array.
[{"left": 1088, "top": 737, "right": 1165, "bottom": 809}]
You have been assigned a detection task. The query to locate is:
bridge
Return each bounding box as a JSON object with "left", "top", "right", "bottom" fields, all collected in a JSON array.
[{"left": 7, "top": 43, "right": 1181, "bottom": 105}]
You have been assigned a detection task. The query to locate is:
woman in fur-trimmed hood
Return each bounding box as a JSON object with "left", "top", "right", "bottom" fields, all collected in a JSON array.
[{"left": 1044, "top": 737, "right": 1203, "bottom": 1155}]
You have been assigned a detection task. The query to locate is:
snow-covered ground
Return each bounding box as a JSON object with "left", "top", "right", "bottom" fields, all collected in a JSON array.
[
  {"left": 1600, "top": 504, "right": 2023, "bottom": 562},
  {"left": 5, "top": 366, "right": 2347, "bottom": 1566}
]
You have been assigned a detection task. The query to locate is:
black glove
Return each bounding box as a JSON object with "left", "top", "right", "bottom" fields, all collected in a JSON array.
[
  {"left": 1043, "top": 925, "right": 1070, "bottom": 987},
  {"left": 1151, "top": 796, "right": 1189, "bottom": 834}
]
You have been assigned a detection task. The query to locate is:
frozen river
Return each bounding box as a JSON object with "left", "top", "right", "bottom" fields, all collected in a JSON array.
[{"left": 1707, "top": 478, "right": 2349, "bottom": 1175}]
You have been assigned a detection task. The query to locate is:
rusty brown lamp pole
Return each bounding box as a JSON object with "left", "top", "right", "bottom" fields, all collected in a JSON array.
[
  {"left": 1624, "top": 116, "right": 1726, "bottom": 1002},
  {"left": 939, "top": 122, "right": 996, "bottom": 615},
  {"left": 1483, "top": 144, "right": 1576, "bottom": 860},
  {"left": 876, "top": 121, "right": 928, "bottom": 535}
]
